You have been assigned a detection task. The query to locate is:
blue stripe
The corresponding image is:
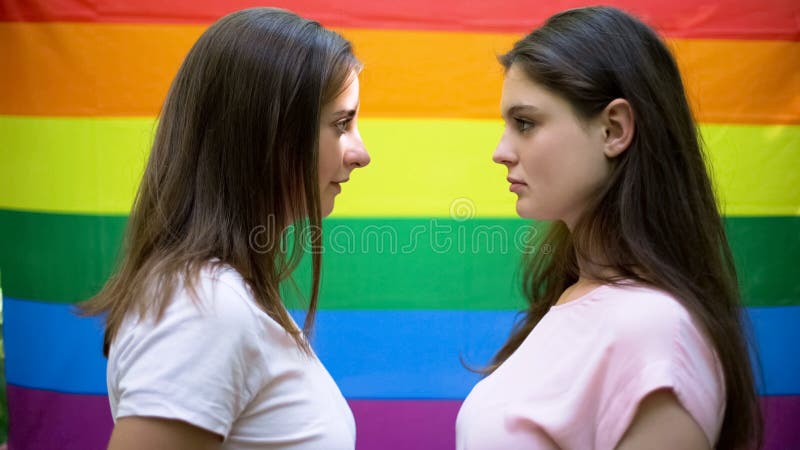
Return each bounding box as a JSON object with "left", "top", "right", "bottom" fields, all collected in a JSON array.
[
  {"left": 4, "top": 297, "right": 799, "bottom": 397},
  {"left": 748, "top": 307, "right": 800, "bottom": 395},
  {"left": 4, "top": 298, "right": 108, "bottom": 395}
]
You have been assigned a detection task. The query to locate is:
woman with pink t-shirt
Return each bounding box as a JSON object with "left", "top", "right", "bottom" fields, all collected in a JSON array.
[{"left": 456, "top": 7, "right": 761, "bottom": 450}]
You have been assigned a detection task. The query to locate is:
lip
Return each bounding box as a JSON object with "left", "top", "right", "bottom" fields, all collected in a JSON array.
[
  {"left": 331, "top": 180, "right": 346, "bottom": 193},
  {"left": 507, "top": 176, "right": 527, "bottom": 193}
]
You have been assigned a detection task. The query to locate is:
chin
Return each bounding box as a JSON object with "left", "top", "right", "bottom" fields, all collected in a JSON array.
[
  {"left": 515, "top": 203, "right": 536, "bottom": 220},
  {"left": 515, "top": 202, "right": 552, "bottom": 221},
  {"left": 321, "top": 201, "right": 335, "bottom": 218}
]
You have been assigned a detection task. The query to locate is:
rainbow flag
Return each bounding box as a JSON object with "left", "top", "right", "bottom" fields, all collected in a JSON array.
[{"left": 1, "top": 0, "right": 798, "bottom": 448}]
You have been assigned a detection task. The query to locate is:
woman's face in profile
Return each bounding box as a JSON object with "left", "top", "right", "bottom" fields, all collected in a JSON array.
[
  {"left": 318, "top": 72, "right": 370, "bottom": 217},
  {"left": 493, "top": 65, "right": 610, "bottom": 228}
]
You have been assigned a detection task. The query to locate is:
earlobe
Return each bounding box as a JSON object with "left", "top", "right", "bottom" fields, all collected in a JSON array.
[{"left": 602, "top": 98, "right": 635, "bottom": 158}]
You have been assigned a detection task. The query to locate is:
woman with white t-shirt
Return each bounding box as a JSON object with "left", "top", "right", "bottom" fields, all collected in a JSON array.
[
  {"left": 456, "top": 7, "right": 762, "bottom": 450},
  {"left": 81, "top": 8, "right": 369, "bottom": 449}
]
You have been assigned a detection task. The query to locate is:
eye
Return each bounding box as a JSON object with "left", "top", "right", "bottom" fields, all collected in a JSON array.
[
  {"left": 514, "top": 118, "right": 534, "bottom": 133},
  {"left": 335, "top": 118, "right": 352, "bottom": 134}
]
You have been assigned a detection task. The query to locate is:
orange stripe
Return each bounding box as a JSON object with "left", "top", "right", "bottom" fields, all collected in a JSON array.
[
  {"left": 668, "top": 39, "right": 800, "bottom": 125},
  {"left": 0, "top": 23, "right": 200, "bottom": 116},
  {"left": 1, "top": 23, "right": 797, "bottom": 123}
]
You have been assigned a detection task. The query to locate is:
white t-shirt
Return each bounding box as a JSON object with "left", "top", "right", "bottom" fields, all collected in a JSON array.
[{"left": 107, "top": 265, "right": 355, "bottom": 450}]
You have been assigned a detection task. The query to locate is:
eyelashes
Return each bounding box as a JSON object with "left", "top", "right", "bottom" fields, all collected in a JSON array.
[
  {"left": 514, "top": 117, "right": 535, "bottom": 133},
  {"left": 335, "top": 118, "right": 353, "bottom": 135}
]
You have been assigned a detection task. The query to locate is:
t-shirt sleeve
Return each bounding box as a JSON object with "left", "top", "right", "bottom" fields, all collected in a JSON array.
[
  {"left": 112, "top": 277, "right": 269, "bottom": 437},
  {"left": 596, "top": 296, "right": 725, "bottom": 449}
]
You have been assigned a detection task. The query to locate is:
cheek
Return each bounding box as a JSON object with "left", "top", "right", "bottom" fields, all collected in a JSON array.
[
  {"left": 518, "top": 128, "right": 605, "bottom": 204},
  {"left": 566, "top": 133, "right": 609, "bottom": 190},
  {"left": 318, "top": 133, "right": 342, "bottom": 181},
  {"left": 518, "top": 133, "right": 558, "bottom": 181}
]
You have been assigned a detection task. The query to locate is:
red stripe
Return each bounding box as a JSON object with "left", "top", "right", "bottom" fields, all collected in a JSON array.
[
  {"left": 1, "top": 0, "right": 798, "bottom": 40},
  {"left": 5, "top": 386, "right": 799, "bottom": 449}
]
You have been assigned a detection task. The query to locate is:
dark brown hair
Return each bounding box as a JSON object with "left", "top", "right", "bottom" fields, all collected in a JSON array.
[
  {"left": 80, "top": 8, "right": 361, "bottom": 354},
  {"left": 490, "top": 7, "right": 762, "bottom": 449}
]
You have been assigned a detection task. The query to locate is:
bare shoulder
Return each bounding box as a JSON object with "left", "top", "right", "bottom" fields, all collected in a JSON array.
[
  {"left": 616, "top": 389, "right": 710, "bottom": 450},
  {"left": 108, "top": 416, "right": 223, "bottom": 450}
]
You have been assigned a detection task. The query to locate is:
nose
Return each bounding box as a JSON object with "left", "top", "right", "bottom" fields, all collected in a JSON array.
[
  {"left": 492, "top": 129, "right": 517, "bottom": 166},
  {"left": 344, "top": 127, "right": 370, "bottom": 168}
]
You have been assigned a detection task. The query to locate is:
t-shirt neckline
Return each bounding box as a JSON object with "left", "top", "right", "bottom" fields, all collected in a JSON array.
[{"left": 549, "top": 284, "right": 612, "bottom": 311}]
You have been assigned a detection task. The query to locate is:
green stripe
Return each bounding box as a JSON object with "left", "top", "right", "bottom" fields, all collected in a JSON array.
[{"left": 0, "top": 210, "right": 797, "bottom": 308}]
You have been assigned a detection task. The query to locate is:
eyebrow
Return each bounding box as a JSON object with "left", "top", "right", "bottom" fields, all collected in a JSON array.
[
  {"left": 332, "top": 103, "right": 359, "bottom": 119},
  {"left": 502, "top": 104, "right": 539, "bottom": 119}
]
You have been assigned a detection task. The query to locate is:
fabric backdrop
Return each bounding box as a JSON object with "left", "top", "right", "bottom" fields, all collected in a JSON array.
[{"left": 0, "top": 0, "right": 798, "bottom": 448}]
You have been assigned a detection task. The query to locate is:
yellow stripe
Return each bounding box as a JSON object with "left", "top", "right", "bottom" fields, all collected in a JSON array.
[
  {"left": 702, "top": 125, "right": 800, "bottom": 216},
  {"left": 1, "top": 116, "right": 797, "bottom": 216},
  {"left": 0, "top": 23, "right": 797, "bottom": 124},
  {"left": 0, "top": 117, "right": 153, "bottom": 216}
]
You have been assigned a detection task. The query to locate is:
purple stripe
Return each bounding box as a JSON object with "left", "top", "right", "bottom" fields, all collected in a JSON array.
[
  {"left": 762, "top": 396, "right": 800, "bottom": 449},
  {"left": 349, "top": 400, "right": 461, "bottom": 450},
  {"left": 6, "top": 385, "right": 113, "bottom": 450},
  {"left": 5, "top": 386, "right": 799, "bottom": 449}
]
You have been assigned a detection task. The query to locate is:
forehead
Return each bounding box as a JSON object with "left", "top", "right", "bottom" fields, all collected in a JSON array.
[
  {"left": 500, "top": 65, "right": 563, "bottom": 111},
  {"left": 323, "top": 72, "right": 360, "bottom": 112}
]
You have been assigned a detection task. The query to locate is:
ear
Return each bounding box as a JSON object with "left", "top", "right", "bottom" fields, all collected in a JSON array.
[{"left": 600, "top": 98, "right": 635, "bottom": 158}]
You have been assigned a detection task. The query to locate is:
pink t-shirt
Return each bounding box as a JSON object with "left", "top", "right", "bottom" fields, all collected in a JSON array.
[{"left": 456, "top": 283, "right": 725, "bottom": 449}]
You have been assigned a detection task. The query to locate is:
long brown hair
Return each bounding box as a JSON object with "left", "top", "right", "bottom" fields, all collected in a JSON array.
[
  {"left": 80, "top": 8, "right": 361, "bottom": 355},
  {"left": 490, "top": 7, "right": 762, "bottom": 449}
]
